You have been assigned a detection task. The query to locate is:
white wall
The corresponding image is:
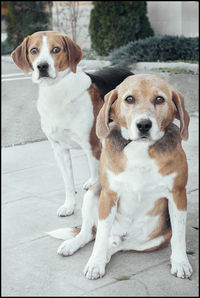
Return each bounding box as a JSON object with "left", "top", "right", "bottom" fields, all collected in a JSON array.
[
  {"left": 147, "top": 1, "right": 199, "bottom": 37},
  {"left": 52, "top": 1, "right": 199, "bottom": 50},
  {"left": 181, "top": 2, "right": 199, "bottom": 37},
  {"left": 52, "top": 2, "right": 92, "bottom": 48}
]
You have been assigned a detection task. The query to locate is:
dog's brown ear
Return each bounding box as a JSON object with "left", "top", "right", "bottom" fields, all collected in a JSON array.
[
  {"left": 96, "top": 89, "right": 118, "bottom": 139},
  {"left": 62, "top": 35, "right": 82, "bottom": 73},
  {"left": 172, "top": 89, "right": 190, "bottom": 141},
  {"left": 11, "top": 36, "right": 31, "bottom": 74}
]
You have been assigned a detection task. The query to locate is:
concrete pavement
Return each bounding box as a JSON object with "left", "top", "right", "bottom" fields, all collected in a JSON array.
[{"left": 2, "top": 114, "right": 199, "bottom": 296}]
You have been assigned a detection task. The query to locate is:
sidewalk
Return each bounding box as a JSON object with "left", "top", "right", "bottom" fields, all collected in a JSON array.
[{"left": 2, "top": 114, "right": 198, "bottom": 296}]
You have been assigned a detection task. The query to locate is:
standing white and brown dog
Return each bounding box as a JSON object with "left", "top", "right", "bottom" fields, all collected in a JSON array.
[
  {"left": 11, "top": 31, "right": 133, "bottom": 216},
  {"left": 49, "top": 74, "right": 192, "bottom": 280}
]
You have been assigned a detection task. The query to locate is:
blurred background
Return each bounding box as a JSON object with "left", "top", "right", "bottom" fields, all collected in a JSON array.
[
  {"left": 1, "top": 1, "right": 199, "bottom": 147},
  {"left": 1, "top": 1, "right": 199, "bottom": 61}
]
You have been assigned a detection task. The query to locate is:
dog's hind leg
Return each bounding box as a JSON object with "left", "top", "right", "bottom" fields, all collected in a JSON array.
[{"left": 57, "top": 183, "right": 100, "bottom": 256}]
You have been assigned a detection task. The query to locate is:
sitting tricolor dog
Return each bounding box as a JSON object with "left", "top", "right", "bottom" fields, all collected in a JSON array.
[
  {"left": 11, "top": 31, "right": 133, "bottom": 216},
  {"left": 49, "top": 73, "right": 192, "bottom": 280}
]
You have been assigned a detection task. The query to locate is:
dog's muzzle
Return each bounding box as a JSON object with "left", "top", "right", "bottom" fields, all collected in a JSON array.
[
  {"left": 37, "top": 62, "right": 49, "bottom": 78},
  {"left": 136, "top": 119, "right": 152, "bottom": 138}
]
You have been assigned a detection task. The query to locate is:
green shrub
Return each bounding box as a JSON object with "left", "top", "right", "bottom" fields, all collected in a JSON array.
[
  {"left": 5, "top": 1, "right": 52, "bottom": 49},
  {"left": 109, "top": 35, "right": 199, "bottom": 66},
  {"left": 89, "top": 1, "right": 154, "bottom": 56},
  {"left": 1, "top": 38, "right": 14, "bottom": 55}
]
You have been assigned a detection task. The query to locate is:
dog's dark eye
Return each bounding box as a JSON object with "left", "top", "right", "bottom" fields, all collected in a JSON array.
[
  {"left": 154, "top": 96, "right": 165, "bottom": 105},
  {"left": 125, "top": 96, "right": 135, "bottom": 104},
  {"left": 30, "top": 48, "right": 39, "bottom": 55},
  {"left": 52, "top": 47, "right": 61, "bottom": 54}
]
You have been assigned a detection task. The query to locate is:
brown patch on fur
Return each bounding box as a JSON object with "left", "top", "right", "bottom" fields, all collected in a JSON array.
[
  {"left": 98, "top": 189, "right": 118, "bottom": 220},
  {"left": 101, "top": 129, "right": 128, "bottom": 175},
  {"left": 141, "top": 228, "right": 172, "bottom": 252},
  {"left": 73, "top": 225, "right": 97, "bottom": 237},
  {"left": 151, "top": 123, "right": 181, "bottom": 154},
  {"left": 111, "top": 99, "right": 128, "bottom": 129},
  {"left": 98, "top": 126, "right": 128, "bottom": 219},
  {"left": 149, "top": 126, "right": 188, "bottom": 211},
  {"left": 92, "top": 225, "right": 97, "bottom": 236},
  {"left": 129, "top": 228, "right": 172, "bottom": 253},
  {"left": 60, "top": 34, "right": 82, "bottom": 73},
  {"left": 88, "top": 83, "right": 104, "bottom": 160},
  {"left": 73, "top": 226, "right": 81, "bottom": 235},
  {"left": 108, "top": 127, "right": 131, "bottom": 153},
  {"left": 90, "top": 181, "right": 102, "bottom": 197},
  {"left": 147, "top": 197, "right": 171, "bottom": 240},
  {"left": 172, "top": 89, "right": 190, "bottom": 140},
  {"left": 96, "top": 89, "right": 118, "bottom": 139},
  {"left": 11, "top": 36, "right": 32, "bottom": 74}
]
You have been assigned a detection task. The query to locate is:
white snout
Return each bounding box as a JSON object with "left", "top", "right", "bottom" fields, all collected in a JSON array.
[{"left": 129, "top": 113, "right": 164, "bottom": 141}]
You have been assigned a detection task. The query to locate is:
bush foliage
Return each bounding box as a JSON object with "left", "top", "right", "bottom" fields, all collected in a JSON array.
[
  {"left": 89, "top": 1, "right": 154, "bottom": 56},
  {"left": 5, "top": 1, "right": 51, "bottom": 50},
  {"left": 109, "top": 35, "right": 199, "bottom": 66}
]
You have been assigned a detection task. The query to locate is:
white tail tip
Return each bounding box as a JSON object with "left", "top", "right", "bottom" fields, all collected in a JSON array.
[{"left": 46, "top": 227, "right": 75, "bottom": 240}]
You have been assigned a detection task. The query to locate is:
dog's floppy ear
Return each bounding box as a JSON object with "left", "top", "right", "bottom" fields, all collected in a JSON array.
[
  {"left": 96, "top": 89, "right": 118, "bottom": 139},
  {"left": 11, "top": 36, "right": 31, "bottom": 74},
  {"left": 62, "top": 35, "right": 82, "bottom": 73},
  {"left": 172, "top": 89, "right": 190, "bottom": 141}
]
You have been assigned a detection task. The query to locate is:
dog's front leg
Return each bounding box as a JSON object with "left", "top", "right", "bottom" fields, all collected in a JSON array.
[
  {"left": 50, "top": 140, "right": 76, "bottom": 216},
  {"left": 84, "top": 190, "right": 118, "bottom": 279},
  {"left": 168, "top": 189, "right": 193, "bottom": 278},
  {"left": 84, "top": 152, "right": 99, "bottom": 190}
]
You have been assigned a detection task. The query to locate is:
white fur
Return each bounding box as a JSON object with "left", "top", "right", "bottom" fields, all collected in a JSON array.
[
  {"left": 129, "top": 113, "right": 164, "bottom": 141},
  {"left": 168, "top": 200, "right": 193, "bottom": 278},
  {"left": 46, "top": 227, "right": 75, "bottom": 240},
  {"left": 32, "top": 35, "right": 99, "bottom": 216},
  {"left": 57, "top": 189, "right": 98, "bottom": 256},
  {"left": 82, "top": 141, "right": 176, "bottom": 279},
  {"left": 32, "top": 36, "right": 56, "bottom": 83},
  {"left": 52, "top": 138, "right": 192, "bottom": 280},
  {"left": 47, "top": 72, "right": 192, "bottom": 279}
]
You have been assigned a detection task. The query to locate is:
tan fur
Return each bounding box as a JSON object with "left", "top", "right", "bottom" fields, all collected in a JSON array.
[
  {"left": 171, "top": 89, "right": 190, "bottom": 140},
  {"left": 147, "top": 197, "right": 171, "bottom": 239},
  {"left": 88, "top": 84, "right": 104, "bottom": 160},
  {"left": 149, "top": 142, "right": 188, "bottom": 210},
  {"left": 11, "top": 36, "right": 31, "bottom": 74},
  {"left": 97, "top": 144, "right": 123, "bottom": 219},
  {"left": 96, "top": 89, "right": 118, "bottom": 139},
  {"left": 98, "top": 73, "right": 189, "bottom": 236},
  {"left": 98, "top": 188, "right": 118, "bottom": 220},
  {"left": 11, "top": 31, "right": 82, "bottom": 74},
  {"left": 89, "top": 181, "right": 102, "bottom": 197}
]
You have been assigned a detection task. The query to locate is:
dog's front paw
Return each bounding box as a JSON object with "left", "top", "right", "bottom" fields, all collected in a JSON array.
[
  {"left": 57, "top": 203, "right": 75, "bottom": 217},
  {"left": 83, "top": 177, "right": 97, "bottom": 191},
  {"left": 170, "top": 258, "right": 193, "bottom": 279},
  {"left": 57, "top": 239, "right": 78, "bottom": 256},
  {"left": 83, "top": 258, "right": 106, "bottom": 280}
]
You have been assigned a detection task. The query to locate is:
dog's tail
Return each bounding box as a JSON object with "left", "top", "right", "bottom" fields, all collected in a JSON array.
[{"left": 46, "top": 226, "right": 81, "bottom": 240}]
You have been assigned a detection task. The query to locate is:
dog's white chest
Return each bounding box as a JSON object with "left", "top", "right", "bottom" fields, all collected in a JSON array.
[
  {"left": 107, "top": 141, "right": 176, "bottom": 217},
  {"left": 36, "top": 72, "right": 93, "bottom": 147}
]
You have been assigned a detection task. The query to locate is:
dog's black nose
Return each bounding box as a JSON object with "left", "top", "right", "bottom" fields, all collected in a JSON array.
[
  {"left": 137, "top": 119, "right": 152, "bottom": 134},
  {"left": 37, "top": 63, "right": 49, "bottom": 72}
]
